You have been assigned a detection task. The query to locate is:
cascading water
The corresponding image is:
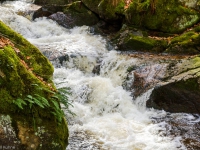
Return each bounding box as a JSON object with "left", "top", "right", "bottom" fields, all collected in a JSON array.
[{"left": 0, "top": 1, "right": 199, "bottom": 150}]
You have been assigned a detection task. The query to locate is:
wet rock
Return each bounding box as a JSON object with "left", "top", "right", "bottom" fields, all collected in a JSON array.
[
  {"left": 147, "top": 77, "right": 200, "bottom": 113},
  {"left": 33, "top": 2, "right": 99, "bottom": 28},
  {"left": 92, "top": 64, "right": 100, "bottom": 74},
  {"left": 146, "top": 56, "right": 200, "bottom": 113},
  {"left": 61, "top": 1, "right": 99, "bottom": 28},
  {"left": 48, "top": 12, "right": 73, "bottom": 28},
  {"left": 32, "top": 5, "right": 65, "bottom": 20}
]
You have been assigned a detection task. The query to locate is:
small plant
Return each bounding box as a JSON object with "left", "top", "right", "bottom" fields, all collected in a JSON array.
[
  {"left": 13, "top": 98, "right": 27, "bottom": 110},
  {"left": 12, "top": 85, "right": 74, "bottom": 124},
  {"left": 52, "top": 88, "right": 75, "bottom": 116}
]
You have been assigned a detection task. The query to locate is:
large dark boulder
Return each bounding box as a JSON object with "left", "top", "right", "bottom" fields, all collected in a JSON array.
[
  {"left": 33, "top": 1, "right": 99, "bottom": 28},
  {"left": 146, "top": 56, "right": 200, "bottom": 113},
  {"left": 147, "top": 78, "right": 200, "bottom": 113},
  {"left": 32, "top": 5, "right": 65, "bottom": 20},
  {"left": 56, "top": 1, "right": 99, "bottom": 28}
]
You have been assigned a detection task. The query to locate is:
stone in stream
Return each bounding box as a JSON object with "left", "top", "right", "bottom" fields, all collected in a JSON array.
[
  {"left": 147, "top": 78, "right": 200, "bottom": 113},
  {"left": 33, "top": 1, "right": 99, "bottom": 28},
  {"left": 146, "top": 56, "right": 200, "bottom": 113}
]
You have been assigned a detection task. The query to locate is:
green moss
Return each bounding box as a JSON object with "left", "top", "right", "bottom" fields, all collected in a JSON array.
[
  {"left": 166, "top": 30, "right": 200, "bottom": 54},
  {"left": 194, "top": 25, "right": 200, "bottom": 32},
  {"left": 125, "top": 0, "right": 200, "bottom": 33},
  {"left": 122, "top": 34, "right": 167, "bottom": 52},
  {"left": 0, "top": 21, "right": 54, "bottom": 82},
  {"left": 192, "top": 56, "right": 200, "bottom": 67},
  {"left": 97, "top": 0, "right": 125, "bottom": 20}
]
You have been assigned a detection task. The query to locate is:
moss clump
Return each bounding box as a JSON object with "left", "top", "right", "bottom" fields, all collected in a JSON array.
[
  {"left": 123, "top": 34, "right": 167, "bottom": 51},
  {"left": 166, "top": 30, "right": 200, "bottom": 54},
  {"left": 0, "top": 21, "right": 54, "bottom": 83}
]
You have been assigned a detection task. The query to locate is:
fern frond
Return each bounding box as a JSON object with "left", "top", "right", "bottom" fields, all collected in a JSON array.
[
  {"left": 34, "top": 94, "right": 50, "bottom": 107},
  {"left": 13, "top": 98, "right": 27, "bottom": 109}
]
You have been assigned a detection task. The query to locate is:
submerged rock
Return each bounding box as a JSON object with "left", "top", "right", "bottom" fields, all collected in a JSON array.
[{"left": 0, "top": 21, "right": 68, "bottom": 149}]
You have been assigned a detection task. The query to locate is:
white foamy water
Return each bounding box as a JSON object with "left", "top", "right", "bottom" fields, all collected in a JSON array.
[{"left": 0, "top": 1, "right": 192, "bottom": 150}]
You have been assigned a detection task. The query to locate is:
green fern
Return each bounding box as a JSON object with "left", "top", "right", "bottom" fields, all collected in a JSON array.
[
  {"left": 51, "top": 99, "right": 64, "bottom": 123},
  {"left": 34, "top": 94, "right": 50, "bottom": 107},
  {"left": 13, "top": 98, "right": 27, "bottom": 109},
  {"left": 13, "top": 85, "right": 74, "bottom": 123}
]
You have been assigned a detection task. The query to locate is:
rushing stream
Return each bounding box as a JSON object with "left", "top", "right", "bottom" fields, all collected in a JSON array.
[{"left": 0, "top": 1, "right": 200, "bottom": 150}]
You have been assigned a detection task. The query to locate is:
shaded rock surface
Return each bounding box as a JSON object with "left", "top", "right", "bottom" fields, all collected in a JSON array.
[
  {"left": 33, "top": 1, "right": 99, "bottom": 28},
  {"left": 147, "top": 78, "right": 200, "bottom": 113}
]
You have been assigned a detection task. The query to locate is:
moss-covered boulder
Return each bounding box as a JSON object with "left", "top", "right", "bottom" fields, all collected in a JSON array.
[
  {"left": 112, "top": 25, "right": 168, "bottom": 52},
  {"left": 80, "top": 0, "right": 200, "bottom": 34},
  {"left": 110, "top": 23, "right": 200, "bottom": 54},
  {"left": 146, "top": 56, "right": 200, "bottom": 113},
  {"left": 125, "top": 0, "right": 200, "bottom": 34},
  {"left": 82, "top": 0, "right": 125, "bottom": 21},
  {"left": 0, "top": 21, "right": 68, "bottom": 149},
  {"left": 166, "top": 26, "right": 200, "bottom": 54}
]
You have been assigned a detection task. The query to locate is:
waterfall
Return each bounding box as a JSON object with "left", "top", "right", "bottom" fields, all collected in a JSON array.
[{"left": 1, "top": 1, "right": 199, "bottom": 150}]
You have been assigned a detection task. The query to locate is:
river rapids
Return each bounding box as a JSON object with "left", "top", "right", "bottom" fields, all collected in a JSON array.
[{"left": 0, "top": 0, "right": 199, "bottom": 150}]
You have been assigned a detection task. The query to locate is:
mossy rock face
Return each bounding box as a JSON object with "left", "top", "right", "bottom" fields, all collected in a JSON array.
[
  {"left": 111, "top": 25, "right": 168, "bottom": 52},
  {"left": 117, "top": 32, "right": 167, "bottom": 52},
  {"left": 0, "top": 21, "right": 68, "bottom": 149},
  {"left": 166, "top": 28, "right": 200, "bottom": 54},
  {"left": 125, "top": 0, "right": 200, "bottom": 34},
  {"left": 110, "top": 23, "right": 200, "bottom": 54},
  {"left": 82, "top": 0, "right": 125, "bottom": 21}
]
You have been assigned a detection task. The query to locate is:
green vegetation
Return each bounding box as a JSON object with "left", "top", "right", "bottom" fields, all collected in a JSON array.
[{"left": 0, "top": 21, "right": 69, "bottom": 149}]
